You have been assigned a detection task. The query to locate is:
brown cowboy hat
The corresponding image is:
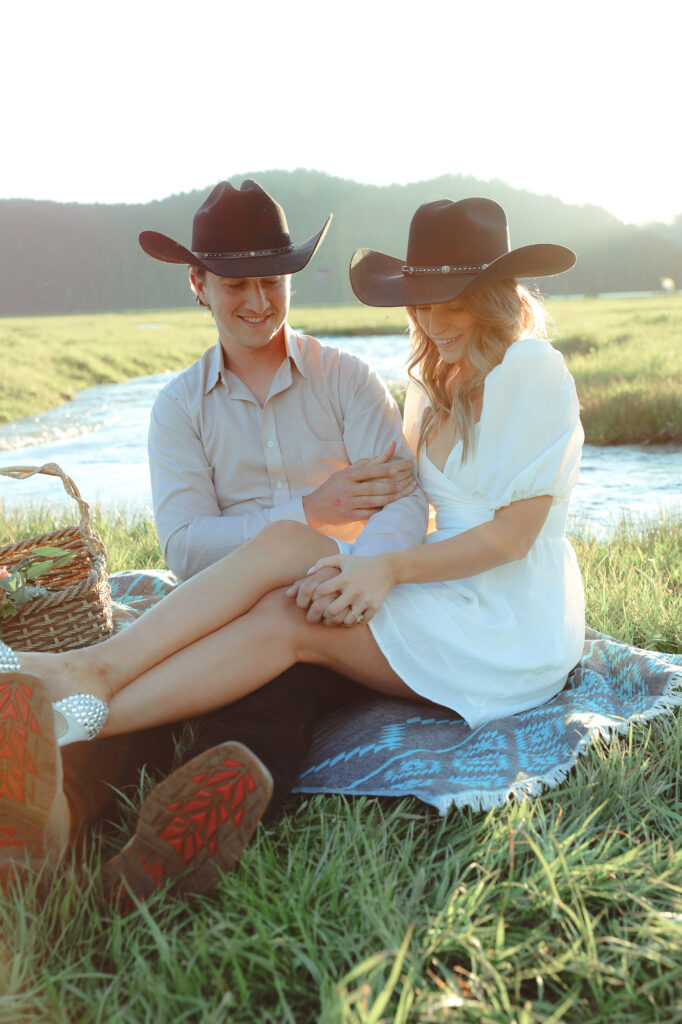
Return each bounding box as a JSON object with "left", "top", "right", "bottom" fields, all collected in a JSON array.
[
  {"left": 350, "top": 197, "right": 575, "bottom": 306},
  {"left": 139, "top": 179, "right": 332, "bottom": 277}
]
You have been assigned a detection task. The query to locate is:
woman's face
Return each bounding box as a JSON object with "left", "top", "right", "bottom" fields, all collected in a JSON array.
[{"left": 415, "top": 298, "right": 478, "bottom": 364}]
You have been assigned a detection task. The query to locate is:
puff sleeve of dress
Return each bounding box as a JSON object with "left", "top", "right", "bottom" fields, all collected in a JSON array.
[{"left": 475, "top": 337, "right": 583, "bottom": 511}]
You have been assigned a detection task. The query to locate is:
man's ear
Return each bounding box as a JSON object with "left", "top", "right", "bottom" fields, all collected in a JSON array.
[{"left": 189, "top": 270, "right": 210, "bottom": 307}]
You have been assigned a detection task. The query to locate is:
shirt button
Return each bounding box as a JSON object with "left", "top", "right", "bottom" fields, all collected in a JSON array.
[
  {"left": 267, "top": 439, "right": 275, "bottom": 448},
  {"left": 276, "top": 481, "right": 283, "bottom": 489}
]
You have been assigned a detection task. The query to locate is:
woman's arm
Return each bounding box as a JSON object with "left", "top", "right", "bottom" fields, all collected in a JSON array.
[
  {"left": 393, "top": 494, "right": 552, "bottom": 583},
  {"left": 309, "top": 494, "right": 552, "bottom": 621}
]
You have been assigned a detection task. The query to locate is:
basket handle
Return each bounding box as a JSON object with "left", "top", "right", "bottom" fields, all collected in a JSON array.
[{"left": 0, "top": 462, "right": 104, "bottom": 561}]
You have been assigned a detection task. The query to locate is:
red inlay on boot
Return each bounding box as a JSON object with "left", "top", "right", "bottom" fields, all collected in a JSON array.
[
  {"left": 0, "top": 674, "right": 70, "bottom": 886},
  {"left": 101, "top": 742, "right": 273, "bottom": 909}
]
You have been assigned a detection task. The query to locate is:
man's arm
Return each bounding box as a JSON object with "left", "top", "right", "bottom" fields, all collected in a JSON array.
[
  {"left": 289, "top": 360, "right": 429, "bottom": 623},
  {"left": 339, "top": 357, "right": 428, "bottom": 557},
  {"left": 302, "top": 441, "right": 416, "bottom": 529},
  {"left": 150, "top": 347, "right": 426, "bottom": 581},
  {"left": 149, "top": 389, "right": 309, "bottom": 579},
  {"left": 150, "top": 357, "right": 425, "bottom": 580}
]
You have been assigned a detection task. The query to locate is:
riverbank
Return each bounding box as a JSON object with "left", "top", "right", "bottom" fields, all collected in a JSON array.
[
  {"left": 2, "top": 295, "right": 681, "bottom": 443},
  {"left": 1, "top": 508, "right": 680, "bottom": 1021}
]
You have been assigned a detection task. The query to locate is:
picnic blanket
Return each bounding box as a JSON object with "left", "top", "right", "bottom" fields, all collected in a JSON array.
[{"left": 109, "top": 571, "right": 682, "bottom": 814}]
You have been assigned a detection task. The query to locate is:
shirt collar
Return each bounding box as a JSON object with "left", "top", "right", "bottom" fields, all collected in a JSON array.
[
  {"left": 203, "top": 343, "right": 224, "bottom": 396},
  {"left": 202, "top": 322, "right": 306, "bottom": 397},
  {"left": 283, "top": 323, "right": 307, "bottom": 379}
]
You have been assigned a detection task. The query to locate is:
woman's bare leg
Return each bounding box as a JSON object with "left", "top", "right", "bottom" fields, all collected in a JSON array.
[
  {"left": 100, "top": 588, "right": 417, "bottom": 737},
  {"left": 17, "top": 522, "right": 337, "bottom": 705}
]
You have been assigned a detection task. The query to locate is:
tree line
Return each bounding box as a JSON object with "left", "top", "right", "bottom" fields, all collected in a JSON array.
[{"left": 1, "top": 169, "right": 681, "bottom": 316}]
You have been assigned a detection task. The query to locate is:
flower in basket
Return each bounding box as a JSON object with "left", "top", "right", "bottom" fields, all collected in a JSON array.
[{"left": 0, "top": 546, "right": 75, "bottom": 638}]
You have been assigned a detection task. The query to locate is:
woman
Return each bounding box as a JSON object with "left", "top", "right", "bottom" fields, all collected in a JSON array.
[{"left": 1, "top": 197, "right": 584, "bottom": 742}]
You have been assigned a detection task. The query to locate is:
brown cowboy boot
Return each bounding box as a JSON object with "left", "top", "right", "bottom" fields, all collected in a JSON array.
[
  {"left": 101, "top": 741, "right": 273, "bottom": 912},
  {"left": 0, "top": 671, "right": 70, "bottom": 890}
]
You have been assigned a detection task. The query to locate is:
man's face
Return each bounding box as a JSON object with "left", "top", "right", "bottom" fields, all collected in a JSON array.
[{"left": 192, "top": 271, "right": 290, "bottom": 354}]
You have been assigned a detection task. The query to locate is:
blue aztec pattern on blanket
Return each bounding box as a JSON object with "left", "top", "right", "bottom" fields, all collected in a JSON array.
[
  {"left": 109, "top": 572, "right": 682, "bottom": 815},
  {"left": 110, "top": 569, "right": 179, "bottom": 627}
]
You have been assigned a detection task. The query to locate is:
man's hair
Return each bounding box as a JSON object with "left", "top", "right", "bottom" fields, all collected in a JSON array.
[{"left": 406, "top": 280, "right": 548, "bottom": 461}]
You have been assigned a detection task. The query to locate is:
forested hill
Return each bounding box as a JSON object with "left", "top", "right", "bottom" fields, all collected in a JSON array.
[{"left": 2, "top": 169, "right": 681, "bottom": 315}]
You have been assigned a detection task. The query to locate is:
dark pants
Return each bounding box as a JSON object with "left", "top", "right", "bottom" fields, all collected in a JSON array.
[{"left": 61, "top": 664, "right": 370, "bottom": 830}]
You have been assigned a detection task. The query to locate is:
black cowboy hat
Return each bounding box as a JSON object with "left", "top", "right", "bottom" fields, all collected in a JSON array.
[
  {"left": 350, "top": 197, "right": 575, "bottom": 306},
  {"left": 139, "top": 179, "right": 332, "bottom": 277}
]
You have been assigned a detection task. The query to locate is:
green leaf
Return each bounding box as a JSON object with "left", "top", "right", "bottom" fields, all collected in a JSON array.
[
  {"left": 0, "top": 575, "right": 25, "bottom": 595},
  {"left": 23, "top": 560, "right": 57, "bottom": 580},
  {"left": 51, "top": 555, "right": 75, "bottom": 568},
  {"left": 30, "top": 545, "right": 73, "bottom": 558}
]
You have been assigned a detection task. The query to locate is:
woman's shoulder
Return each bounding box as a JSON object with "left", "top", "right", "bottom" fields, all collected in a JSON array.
[
  {"left": 480, "top": 336, "right": 578, "bottom": 432},
  {"left": 503, "top": 335, "right": 563, "bottom": 366},
  {"left": 486, "top": 337, "right": 567, "bottom": 389}
]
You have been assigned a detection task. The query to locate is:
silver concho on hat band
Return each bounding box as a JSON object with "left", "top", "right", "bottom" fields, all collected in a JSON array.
[{"left": 401, "top": 263, "right": 489, "bottom": 276}]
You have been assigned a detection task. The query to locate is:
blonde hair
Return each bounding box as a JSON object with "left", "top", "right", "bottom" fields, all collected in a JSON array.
[{"left": 407, "top": 279, "right": 548, "bottom": 461}]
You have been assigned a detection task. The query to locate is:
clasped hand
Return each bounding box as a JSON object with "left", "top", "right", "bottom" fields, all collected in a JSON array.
[{"left": 287, "top": 553, "right": 395, "bottom": 627}]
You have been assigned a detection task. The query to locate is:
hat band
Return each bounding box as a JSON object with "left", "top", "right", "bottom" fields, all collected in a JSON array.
[
  {"left": 402, "top": 263, "right": 489, "bottom": 276},
  {"left": 194, "top": 243, "right": 295, "bottom": 259}
]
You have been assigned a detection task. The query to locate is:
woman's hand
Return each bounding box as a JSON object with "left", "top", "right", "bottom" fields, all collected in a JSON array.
[
  {"left": 287, "top": 565, "right": 348, "bottom": 624},
  {"left": 305, "top": 553, "right": 397, "bottom": 626}
]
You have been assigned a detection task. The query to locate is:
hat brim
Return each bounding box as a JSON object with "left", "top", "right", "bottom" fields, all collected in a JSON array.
[
  {"left": 350, "top": 243, "right": 576, "bottom": 307},
  {"left": 139, "top": 215, "right": 332, "bottom": 277}
]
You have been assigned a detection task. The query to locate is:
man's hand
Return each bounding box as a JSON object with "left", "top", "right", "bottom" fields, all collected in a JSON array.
[
  {"left": 287, "top": 565, "right": 353, "bottom": 624},
  {"left": 302, "top": 441, "right": 416, "bottom": 530}
]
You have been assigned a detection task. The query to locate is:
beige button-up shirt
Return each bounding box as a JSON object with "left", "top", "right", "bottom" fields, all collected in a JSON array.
[{"left": 149, "top": 326, "right": 428, "bottom": 579}]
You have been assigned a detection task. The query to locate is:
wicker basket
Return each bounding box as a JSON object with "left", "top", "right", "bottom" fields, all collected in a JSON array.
[{"left": 0, "top": 463, "right": 113, "bottom": 652}]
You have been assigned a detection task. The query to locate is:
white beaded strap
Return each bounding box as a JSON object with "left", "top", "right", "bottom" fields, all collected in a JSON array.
[
  {"left": 0, "top": 641, "right": 21, "bottom": 672},
  {"left": 53, "top": 694, "right": 109, "bottom": 740}
]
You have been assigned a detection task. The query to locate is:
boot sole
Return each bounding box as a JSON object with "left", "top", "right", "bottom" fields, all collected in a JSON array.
[
  {"left": 101, "top": 741, "right": 273, "bottom": 910},
  {"left": 0, "top": 673, "right": 66, "bottom": 888}
]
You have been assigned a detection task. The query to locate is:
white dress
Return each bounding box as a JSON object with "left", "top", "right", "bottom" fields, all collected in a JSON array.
[{"left": 368, "top": 337, "right": 585, "bottom": 729}]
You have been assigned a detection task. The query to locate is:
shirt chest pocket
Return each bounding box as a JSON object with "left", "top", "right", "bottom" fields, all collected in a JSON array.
[{"left": 300, "top": 440, "right": 350, "bottom": 490}]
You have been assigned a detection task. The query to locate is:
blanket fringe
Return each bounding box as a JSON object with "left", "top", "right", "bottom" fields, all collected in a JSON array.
[{"left": 432, "top": 667, "right": 682, "bottom": 816}]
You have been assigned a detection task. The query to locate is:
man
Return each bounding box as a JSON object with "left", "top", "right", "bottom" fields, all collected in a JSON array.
[{"left": 0, "top": 180, "right": 427, "bottom": 905}]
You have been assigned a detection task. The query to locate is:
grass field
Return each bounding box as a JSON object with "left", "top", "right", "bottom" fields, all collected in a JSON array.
[
  {"left": 0, "top": 508, "right": 680, "bottom": 1022},
  {"left": 1, "top": 297, "right": 680, "bottom": 1019},
  {"left": 1, "top": 295, "right": 681, "bottom": 444}
]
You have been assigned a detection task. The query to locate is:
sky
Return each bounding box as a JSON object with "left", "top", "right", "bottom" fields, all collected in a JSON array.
[{"left": 2, "top": 0, "right": 680, "bottom": 226}]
